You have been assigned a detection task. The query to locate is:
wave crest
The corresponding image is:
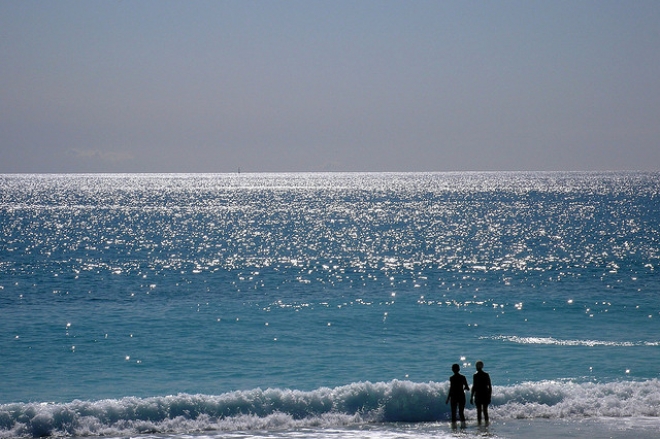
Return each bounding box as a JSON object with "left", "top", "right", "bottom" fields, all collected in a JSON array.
[
  {"left": 489, "top": 335, "right": 660, "bottom": 347},
  {"left": 1, "top": 379, "right": 659, "bottom": 437}
]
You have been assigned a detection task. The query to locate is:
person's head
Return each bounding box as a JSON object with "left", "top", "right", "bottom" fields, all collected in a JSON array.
[
  {"left": 475, "top": 360, "right": 484, "bottom": 371},
  {"left": 452, "top": 363, "right": 460, "bottom": 373}
]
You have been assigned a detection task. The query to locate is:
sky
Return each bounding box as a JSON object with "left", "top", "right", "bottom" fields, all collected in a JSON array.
[{"left": 1, "top": 0, "right": 659, "bottom": 173}]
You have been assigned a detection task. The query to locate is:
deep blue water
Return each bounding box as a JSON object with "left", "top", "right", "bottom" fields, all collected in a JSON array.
[{"left": 1, "top": 172, "right": 659, "bottom": 438}]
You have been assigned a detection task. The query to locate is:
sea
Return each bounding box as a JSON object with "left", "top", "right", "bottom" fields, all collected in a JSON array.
[{"left": 1, "top": 172, "right": 659, "bottom": 439}]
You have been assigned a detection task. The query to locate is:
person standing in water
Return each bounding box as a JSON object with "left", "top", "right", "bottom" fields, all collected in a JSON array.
[
  {"left": 445, "top": 363, "right": 470, "bottom": 424},
  {"left": 470, "top": 360, "right": 492, "bottom": 424}
]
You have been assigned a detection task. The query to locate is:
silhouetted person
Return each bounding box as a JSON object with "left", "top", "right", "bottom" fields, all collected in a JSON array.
[
  {"left": 470, "top": 360, "right": 492, "bottom": 424},
  {"left": 445, "top": 363, "right": 469, "bottom": 424}
]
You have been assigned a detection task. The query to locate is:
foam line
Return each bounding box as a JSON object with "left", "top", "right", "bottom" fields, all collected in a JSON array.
[{"left": 1, "top": 379, "right": 659, "bottom": 438}]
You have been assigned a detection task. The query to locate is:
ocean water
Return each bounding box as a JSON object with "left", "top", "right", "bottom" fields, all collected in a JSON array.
[{"left": 1, "top": 172, "right": 659, "bottom": 438}]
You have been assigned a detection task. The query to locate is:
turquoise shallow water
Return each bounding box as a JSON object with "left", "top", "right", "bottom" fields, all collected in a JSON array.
[{"left": 1, "top": 172, "right": 659, "bottom": 438}]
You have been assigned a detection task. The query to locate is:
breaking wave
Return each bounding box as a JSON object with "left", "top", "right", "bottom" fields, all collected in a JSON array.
[
  {"left": 1, "top": 379, "right": 659, "bottom": 438},
  {"left": 489, "top": 335, "right": 660, "bottom": 347}
]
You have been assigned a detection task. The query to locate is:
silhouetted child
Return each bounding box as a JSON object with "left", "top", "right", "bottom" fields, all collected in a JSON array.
[
  {"left": 445, "top": 363, "right": 469, "bottom": 424},
  {"left": 470, "top": 360, "right": 492, "bottom": 424}
]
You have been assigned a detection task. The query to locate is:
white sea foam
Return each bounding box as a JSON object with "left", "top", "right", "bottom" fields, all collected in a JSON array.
[
  {"left": 1, "top": 379, "right": 659, "bottom": 438},
  {"left": 489, "top": 335, "right": 660, "bottom": 347}
]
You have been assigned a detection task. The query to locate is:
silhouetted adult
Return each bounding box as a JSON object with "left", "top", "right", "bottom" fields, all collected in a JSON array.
[
  {"left": 470, "top": 360, "right": 492, "bottom": 424},
  {"left": 445, "top": 363, "right": 469, "bottom": 424}
]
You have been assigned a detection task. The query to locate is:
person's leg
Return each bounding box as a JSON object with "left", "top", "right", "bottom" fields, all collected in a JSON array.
[
  {"left": 450, "top": 400, "right": 458, "bottom": 423},
  {"left": 483, "top": 404, "right": 489, "bottom": 423},
  {"left": 458, "top": 400, "right": 466, "bottom": 423},
  {"left": 476, "top": 404, "right": 483, "bottom": 424}
]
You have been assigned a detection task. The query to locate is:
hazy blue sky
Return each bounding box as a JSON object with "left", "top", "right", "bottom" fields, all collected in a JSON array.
[{"left": 2, "top": 0, "right": 659, "bottom": 173}]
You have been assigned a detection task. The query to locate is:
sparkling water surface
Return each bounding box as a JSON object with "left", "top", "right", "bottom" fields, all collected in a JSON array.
[{"left": 1, "top": 172, "right": 659, "bottom": 438}]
